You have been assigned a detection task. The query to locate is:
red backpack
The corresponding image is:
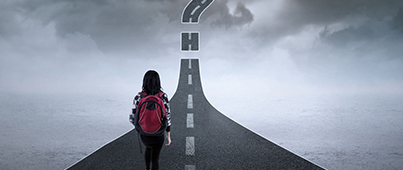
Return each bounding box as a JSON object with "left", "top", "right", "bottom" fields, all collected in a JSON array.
[{"left": 134, "top": 92, "right": 167, "bottom": 136}]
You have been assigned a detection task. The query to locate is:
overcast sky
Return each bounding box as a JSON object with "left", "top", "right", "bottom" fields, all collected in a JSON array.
[{"left": 1, "top": 0, "right": 403, "bottom": 97}]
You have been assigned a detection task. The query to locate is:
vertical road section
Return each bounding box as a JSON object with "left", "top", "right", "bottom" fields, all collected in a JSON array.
[{"left": 66, "top": 59, "right": 325, "bottom": 170}]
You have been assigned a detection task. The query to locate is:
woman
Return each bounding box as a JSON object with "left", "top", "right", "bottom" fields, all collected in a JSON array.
[{"left": 132, "top": 70, "right": 171, "bottom": 170}]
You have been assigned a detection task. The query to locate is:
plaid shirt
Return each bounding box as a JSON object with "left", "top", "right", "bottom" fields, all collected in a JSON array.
[{"left": 130, "top": 92, "right": 171, "bottom": 132}]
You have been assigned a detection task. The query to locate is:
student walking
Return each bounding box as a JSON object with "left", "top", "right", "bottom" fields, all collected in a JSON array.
[{"left": 130, "top": 70, "right": 171, "bottom": 170}]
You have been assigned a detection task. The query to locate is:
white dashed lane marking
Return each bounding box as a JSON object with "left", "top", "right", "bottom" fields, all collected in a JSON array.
[
  {"left": 191, "top": 6, "right": 201, "bottom": 16},
  {"left": 185, "top": 165, "right": 196, "bottom": 170},
  {"left": 188, "top": 74, "right": 192, "bottom": 85},
  {"left": 187, "top": 113, "right": 194, "bottom": 128},
  {"left": 186, "top": 137, "right": 195, "bottom": 155},
  {"left": 187, "top": 94, "right": 193, "bottom": 109},
  {"left": 186, "top": 59, "right": 195, "bottom": 169}
]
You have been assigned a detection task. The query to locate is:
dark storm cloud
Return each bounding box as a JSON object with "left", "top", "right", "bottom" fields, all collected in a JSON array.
[
  {"left": 254, "top": 0, "right": 403, "bottom": 58},
  {"left": 281, "top": 0, "right": 397, "bottom": 24},
  {"left": 0, "top": 2, "right": 24, "bottom": 38},
  {"left": 211, "top": 1, "right": 254, "bottom": 28},
  {"left": 284, "top": 0, "right": 403, "bottom": 27},
  {"left": 238, "top": 0, "right": 403, "bottom": 86},
  {"left": 320, "top": 23, "right": 376, "bottom": 48},
  {"left": 1, "top": 0, "right": 181, "bottom": 56},
  {"left": 1, "top": 0, "right": 402, "bottom": 94},
  {"left": 251, "top": 0, "right": 403, "bottom": 43},
  {"left": 316, "top": 6, "right": 403, "bottom": 60},
  {"left": 1, "top": 0, "right": 259, "bottom": 55},
  {"left": 1, "top": 0, "right": 256, "bottom": 57},
  {"left": 33, "top": 0, "right": 160, "bottom": 55},
  {"left": 2, "top": 0, "right": 401, "bottom": 58},
  {"left": 393, "top": 8, "right": 403, "bottom": 32}
]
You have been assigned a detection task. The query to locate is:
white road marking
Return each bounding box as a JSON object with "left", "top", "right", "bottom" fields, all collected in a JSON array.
[
  {"left": 186, "top": 137, "right": 195, "bottom": 155},
  {"left": 188, "top": 74, "right": 192, "bottom": 85},
  {"left": 191, "top": 5, "right": 201, "bottom": 16},
  {"left": 185, "top": 165, "right": 196, "bottom": 170},
  {"left": 187, "top": 94, "right": 193, "bottom": 109},
  {"left": 186, "top": 61, "right": 195, "bottom": 168},
  {"left": 187, "top": 113, "right": 194, "bottom": 128}
]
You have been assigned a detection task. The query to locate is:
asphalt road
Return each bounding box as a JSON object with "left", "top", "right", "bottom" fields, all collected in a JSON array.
[{"left": 66, "top": 59, "right": 325, "bottom": 170}]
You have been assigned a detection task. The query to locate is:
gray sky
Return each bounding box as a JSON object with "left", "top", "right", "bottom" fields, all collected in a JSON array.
[{"left": 1, "top": 0, "right": 403, "bottom": 96}]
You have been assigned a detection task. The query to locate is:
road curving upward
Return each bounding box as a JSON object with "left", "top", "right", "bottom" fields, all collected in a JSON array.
[{"left": 66, "top": 58, "right": 325, "bottom": 170}]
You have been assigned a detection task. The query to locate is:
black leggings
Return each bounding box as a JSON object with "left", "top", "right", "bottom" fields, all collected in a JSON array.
[{"left": 140, "top": 135, "right": 164, "bottom": 170}]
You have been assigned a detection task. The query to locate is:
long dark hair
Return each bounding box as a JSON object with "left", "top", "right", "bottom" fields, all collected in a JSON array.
[{"left": 142, "top": 70, "right": 162, "bottom": 95}]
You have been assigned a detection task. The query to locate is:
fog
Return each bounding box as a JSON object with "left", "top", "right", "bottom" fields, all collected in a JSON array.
[
  {"left": 1, "top": 0, "right": 403, "bottom": 169},
  {"left": 1, "top": 0, "right": 402, "bottom": 97}
]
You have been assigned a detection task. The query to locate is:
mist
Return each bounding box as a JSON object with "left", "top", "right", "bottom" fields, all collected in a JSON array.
[
  {"left": 2, "top": 0, "right": 403, "bottom": 169},
  {"left": 1, "top": 0, "right": 402, "bottom": 97}
]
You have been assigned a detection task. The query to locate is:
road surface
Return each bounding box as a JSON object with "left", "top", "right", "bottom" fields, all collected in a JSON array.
[{"left": 67, "top": 59, "right": 325, "bottom": 170}]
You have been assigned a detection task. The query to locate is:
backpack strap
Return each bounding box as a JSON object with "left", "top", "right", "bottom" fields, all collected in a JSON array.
[
  {"left": 139, "top": 92, "right": 164, "bottom": 97},
  {"left": 139, "top": 92, "right": 147, "bottom": 97},
  {"left": 140, "top": 92, "right": 164, "bottom": 98}
]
